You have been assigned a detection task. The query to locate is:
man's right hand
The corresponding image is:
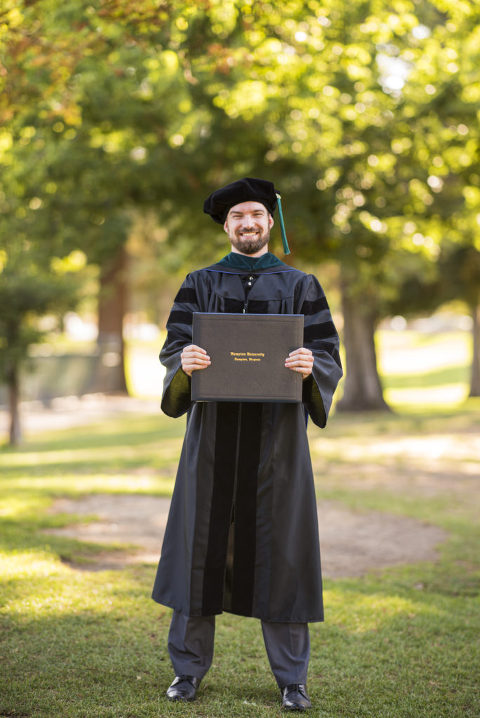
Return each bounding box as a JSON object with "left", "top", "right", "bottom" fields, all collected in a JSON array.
[{"left": 181, "top": 345, "right": 211, "bottom": 376}]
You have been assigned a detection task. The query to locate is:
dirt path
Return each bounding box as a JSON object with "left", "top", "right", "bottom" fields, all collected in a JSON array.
[
  {"left": 46, "top": 494, "right": 447, "bottom": 577},
  {"left": 5, "top": 394, "right": 453, "bottom": 576}
]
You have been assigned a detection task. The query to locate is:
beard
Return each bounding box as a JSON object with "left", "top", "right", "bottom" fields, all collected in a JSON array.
[{"left": 228, "top": 226, "right": 271, "bottom": 255}]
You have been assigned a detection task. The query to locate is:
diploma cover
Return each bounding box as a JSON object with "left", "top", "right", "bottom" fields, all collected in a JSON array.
[{"left": 191, "top": 313, "right": 304, "bottom": 402}]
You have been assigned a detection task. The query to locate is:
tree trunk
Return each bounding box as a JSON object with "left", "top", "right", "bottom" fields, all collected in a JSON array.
[
  {"left": 95, "top": 245, "right": 129, "bottom": 394},
  {"left": 7, "top": 363, "right": 22, "bottom": 446},
  {"left": 337, "top": 281, "right": 391, "bottom": 412},
  {"left": 469, "top": 302, "right": 480, "bottom": 397}
]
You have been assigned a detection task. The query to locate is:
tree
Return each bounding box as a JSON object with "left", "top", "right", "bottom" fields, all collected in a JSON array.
[
  {"left": 1, "top": 0, "right": 194, "bottom": 391},
  {"left": 3, "top": 0, "right": 479, "bottom": 415},
  {"left": 395, "top": 0, "right": 480, "bottom": 396},
  {"left": 438, "top": 243, "right": 480, "bottom": 397},
  {"left": 0, "top": 242, "right": 81, "bottom": 445}
]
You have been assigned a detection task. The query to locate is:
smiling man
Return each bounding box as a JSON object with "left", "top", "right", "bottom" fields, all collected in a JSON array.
[
  {"left": 152, "top": 177, "right": 343, "bottom": 711},
  {"left": 225, "top": 200, "right": 273, "bottom": 254}
]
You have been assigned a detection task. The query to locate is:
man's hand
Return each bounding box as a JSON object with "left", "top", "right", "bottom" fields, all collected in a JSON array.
[
  {"left": 285, "top": 347, "right": 313, "bottom": 379},
  {"left": 181, "top": 345, "right": 211, "bottom": 377}
]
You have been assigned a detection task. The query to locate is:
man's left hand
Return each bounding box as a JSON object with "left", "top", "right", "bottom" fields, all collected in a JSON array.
[{"left": 285, "top": 348, "right": 313, "bottom": 379}]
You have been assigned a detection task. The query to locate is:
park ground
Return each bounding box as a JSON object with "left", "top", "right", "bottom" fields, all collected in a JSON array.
[{"left": 0, "top": 329, "right": 479, "bottom": 717}]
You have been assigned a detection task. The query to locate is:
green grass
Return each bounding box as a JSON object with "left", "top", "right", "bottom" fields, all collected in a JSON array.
[
  {"left": 378, "top": 330, "right": 471, "bottom": 409},
  {"left": 1, "top": 329, "right": 479, "bottom": 717},
  {"left": 1, "top": 407, "right": 479, "bottom": 717}
]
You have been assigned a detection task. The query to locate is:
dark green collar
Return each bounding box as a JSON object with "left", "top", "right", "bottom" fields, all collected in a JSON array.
[{"left": 217, "top": 252, "right": 285, "bottom": 270}]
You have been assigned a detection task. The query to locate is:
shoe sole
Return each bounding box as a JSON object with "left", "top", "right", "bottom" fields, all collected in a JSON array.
[
  {"left": 167, "top": 695, "right": 196, "bottom": 702},
  {"left": 283, "top": 704, "right": 311, "bottom": 711}
]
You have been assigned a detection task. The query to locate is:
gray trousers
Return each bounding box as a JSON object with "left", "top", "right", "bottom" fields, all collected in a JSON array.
[{"left": 168, "top": 610, "right": 310, "bottom": 688}]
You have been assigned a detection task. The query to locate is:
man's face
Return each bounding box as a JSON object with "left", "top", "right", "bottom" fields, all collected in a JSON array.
[{"left": 223, "top": 201, "right": 274, "bottom": 255}]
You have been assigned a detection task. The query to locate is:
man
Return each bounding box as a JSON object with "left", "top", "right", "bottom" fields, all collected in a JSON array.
[{"left": 152, "top": 177, "right": 342, "bottom": 711}]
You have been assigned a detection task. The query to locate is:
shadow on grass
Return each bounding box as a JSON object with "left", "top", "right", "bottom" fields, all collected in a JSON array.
[
  {"left": 1, "top": 571, "right": 479, "bottom": 718},
  {"left": 325, "top": 401, "right": 480, "bottom": 437},
  {"left": 1, "top": 458, "right": 178, "bottom": 480},
  {"left": 0, "top": 518, "right": 130, "bottom": 569},
  {"left": 3, "top": 429, "right": 183, "bottom": 455}
]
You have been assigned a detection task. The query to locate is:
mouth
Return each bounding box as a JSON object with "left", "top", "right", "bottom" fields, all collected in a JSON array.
[{"left": 238, "top": 231, "right": 260, "bottom": 239}]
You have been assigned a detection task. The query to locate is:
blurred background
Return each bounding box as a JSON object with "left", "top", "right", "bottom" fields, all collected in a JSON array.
[{"left": 1, "top": 0, "right": 479, "bottom": 445}]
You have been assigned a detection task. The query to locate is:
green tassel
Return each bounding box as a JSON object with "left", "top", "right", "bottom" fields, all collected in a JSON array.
[{"left": 275, "top": 193, "right": 290, "bottom": 255}]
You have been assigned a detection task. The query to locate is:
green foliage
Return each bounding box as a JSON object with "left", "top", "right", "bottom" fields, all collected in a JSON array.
[
  {"left": 1, "top": 0, "right": 479, "bottom": 321},
  {"left": 0, "top": 238, "right": 81, "bottom": 385}
]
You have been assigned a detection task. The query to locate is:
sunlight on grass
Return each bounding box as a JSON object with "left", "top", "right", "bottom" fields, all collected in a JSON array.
[
  {"left": 0, "top": 551, "right": 58, "bottom": 580},
  {"left": 385, "top": 384, "right": 468, "bottom": 408},
  {"left": 0, "top": 495, "right": 52, "bottom": 518},
  {"left": 378, "top": 330, "right": 470, "bottom": 410},
  {"left": 2, "top": 556, "right": 132, "bottom": 618},
  {"left": 312, "top": 432, "right": 480, "bottom": 464},
  {"left": 3, "top": 475, "right": 175, "bottom": 496},
  {"left": 325, "top": 589, "right": 445, "bottom": 632},
  {"left": 2, "top": 440, "right": 182, "bottom": 468},
  {"left": 378, "top": 331, "right": 470, "bottom": 374}
]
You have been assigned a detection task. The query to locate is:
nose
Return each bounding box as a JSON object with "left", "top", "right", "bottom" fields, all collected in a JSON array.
[{"left": 241, "top": 214, "right": 259, "bottom": 225}]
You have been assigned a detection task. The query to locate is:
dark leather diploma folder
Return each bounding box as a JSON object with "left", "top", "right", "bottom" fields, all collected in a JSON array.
[{"left": 191, "top": 313, "right": 304, "bottom": 402}]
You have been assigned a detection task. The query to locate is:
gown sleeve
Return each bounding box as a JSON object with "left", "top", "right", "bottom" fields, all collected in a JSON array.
[
  {"left": 159, "top": 274, "right": 199, "bottom": 418},
  {"left": 300, "top": 274, "right": 343, "bottom": 428}
]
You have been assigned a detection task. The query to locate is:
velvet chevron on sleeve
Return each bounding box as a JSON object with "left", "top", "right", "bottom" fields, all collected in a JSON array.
[
  {"left": 159, "top": 274, "right": 198, "bottom": 418},
  {"left": 300, "top": 275, "right": 343, "bottom": 428}
]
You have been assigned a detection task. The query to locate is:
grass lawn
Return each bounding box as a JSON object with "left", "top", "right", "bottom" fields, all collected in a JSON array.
[{"left": 1, "top": 330, "right": 479, "bottom": 717}]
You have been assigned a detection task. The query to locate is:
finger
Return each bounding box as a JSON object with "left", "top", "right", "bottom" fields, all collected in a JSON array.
[
  {"left": 286, "top": 365, "right": 312, "bottom": 375},
  {"left": 182, "top": 359, "right": 211, "bottom": 376},
  {"left": 181, "top": 354, "right": 210, "bottom": 364},
  {"left": 185, "top": 365, "right": 211, "bottom": 375},
  {"left": 288, "top": 347, "right": 312, "bottom": 357},
  {"left": 182, "top": 356, "right": 211, "bottom": 368},
  {"left": 285, "top": 358, "right": 313, "bottom": 367},
  {"left": 185, "top": 344, "right": 208, "bottom": 354},
  {"left": 285, "top": 357, "right": 313, "bottom": 374},
  {"left": 285, "top": 357, "right": 313, "bottom": 367},
  {"left": 286, "top": 366, "right": 312, "bottom": 376},
  {"left": 182, "top": 348, "right": 210, "bottom": 360},
  {"left": 181, "top": 345, "right": 209, "bottom": 359},
  {"left": 183, "top": 357, "right": 210, "bottom": 368}
]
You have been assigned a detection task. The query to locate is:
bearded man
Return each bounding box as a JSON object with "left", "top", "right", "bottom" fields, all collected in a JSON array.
[{"left": 152, "top": 177, "right": 343, "bottom": 711}]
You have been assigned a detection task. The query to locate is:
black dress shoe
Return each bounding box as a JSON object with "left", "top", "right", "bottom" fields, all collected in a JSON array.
[
  {"left": 166, "top": 675, "right": 200, "bottom": 701},
  {"left": 281, "top": 683, "right": 311, "bottom": 711}
]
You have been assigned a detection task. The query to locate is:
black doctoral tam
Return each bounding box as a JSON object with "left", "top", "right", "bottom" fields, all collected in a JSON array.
[{"left": 204, "top": 177, "right": 278, "bottom": 224}]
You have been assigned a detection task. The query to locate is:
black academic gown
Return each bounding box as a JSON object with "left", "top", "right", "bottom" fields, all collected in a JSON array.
[{"left": 152, "top": 254, "right": 343, "bottom": 623}]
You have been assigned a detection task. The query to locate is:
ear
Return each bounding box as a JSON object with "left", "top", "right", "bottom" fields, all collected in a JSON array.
[
  {"left": 223, "top": 218, "right": 229, "bottom": 234},
  {"left": 269, "top": 214, "right": 274, "bottom": 229}
]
